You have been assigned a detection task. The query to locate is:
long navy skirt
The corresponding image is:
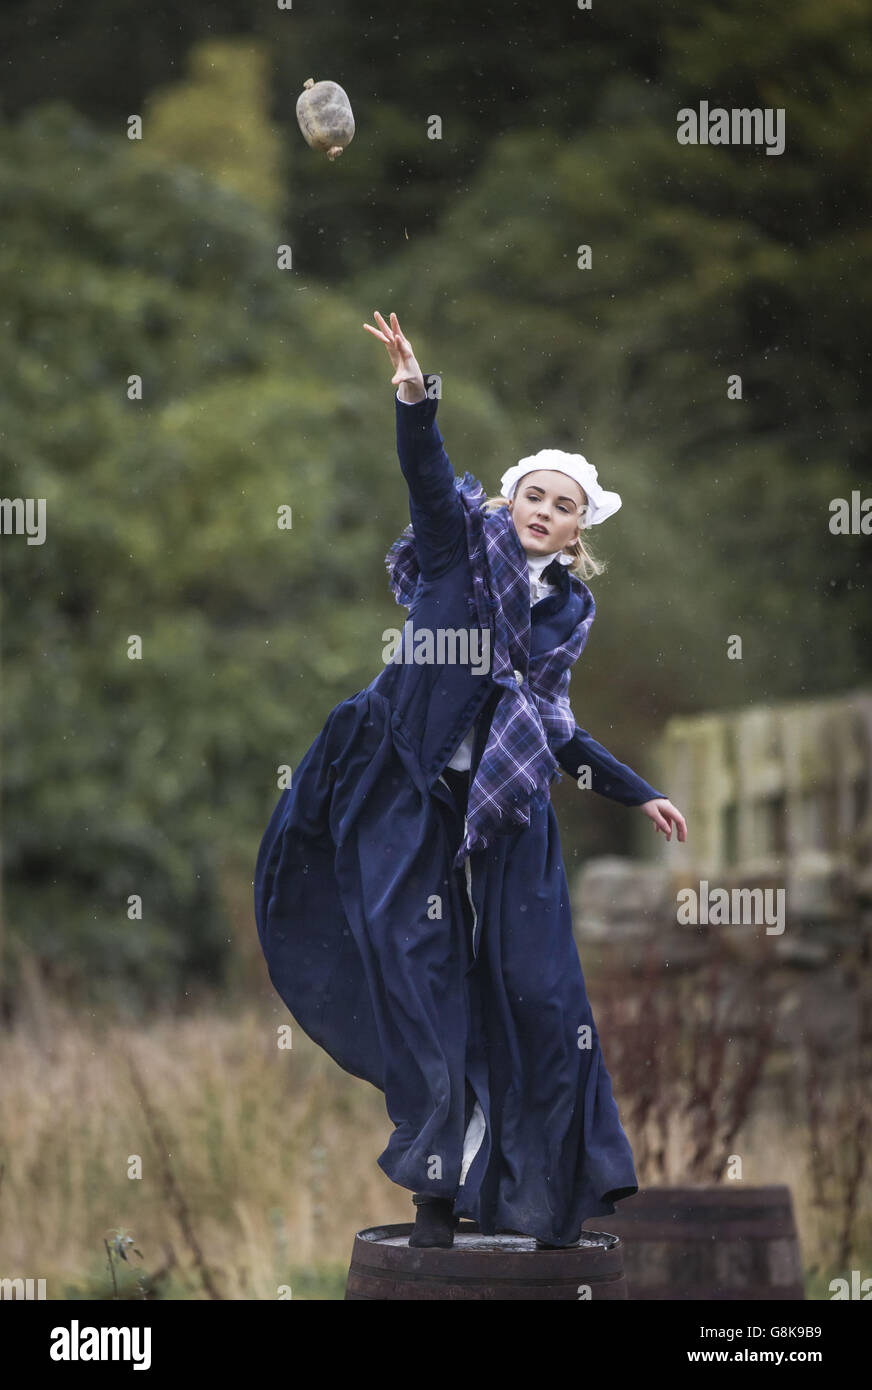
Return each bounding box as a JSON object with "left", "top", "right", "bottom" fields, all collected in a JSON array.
[{"left": 254, "top": 687, "right": 639, "bottom": 1246}]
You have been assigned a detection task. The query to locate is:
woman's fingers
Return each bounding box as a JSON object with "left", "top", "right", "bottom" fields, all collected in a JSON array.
[
  {"left": 387, "top": 311, "right": 413, "bottom": 358},
  {"left": 372, "top": 309, "right": 413, "bottom": 356},
  {"left": 663, "top": 801, "right": 687, "bottom": 841},
  {"left": 362, "top": 322, "right": 390, "bottom": 344},
  {"left": 364, "top": 311, "right": 415, "bottom": 375},
  {"left": 362, "top": 311, "right": 393, "bottom": 346},
  {"left": 364, "top": 312, "right": 405, "bottom": 369},
  {"left": 394, "top": 333, "right": 414, "bottom": 362},
  {"left": 651, "top": 804, "right": 688, "bottom": 843},
  {"left": 374, "top": 309, "right": 395, "bottom": 342}
]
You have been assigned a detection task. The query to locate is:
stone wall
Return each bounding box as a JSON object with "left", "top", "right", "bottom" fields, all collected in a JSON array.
[{"left": 572, "top": 688, "right": 872, "bottom": 950}]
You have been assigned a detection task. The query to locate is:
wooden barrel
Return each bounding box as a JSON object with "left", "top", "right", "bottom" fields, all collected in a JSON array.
[
  {"left": 345, "top": 1221, "right": 627, "bottom": 1300},
  {"left": 589, "top": 1185, "right": 805, "bottom": 1300}
]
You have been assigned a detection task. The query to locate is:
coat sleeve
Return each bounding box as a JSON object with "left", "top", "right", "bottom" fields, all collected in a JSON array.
[
  {"left": 395, "top": 374, "right": 465, "bottom": 578},
  {"left": 553, "top": 723, "right": 667, "bottom": 806}
]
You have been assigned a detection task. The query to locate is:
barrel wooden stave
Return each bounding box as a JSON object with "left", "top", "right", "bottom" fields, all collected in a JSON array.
[
  {"left": 345, "top": 1222, "right": 627, "bottom": 1301},
  {"left": 587, "top": 1185, "right": 805, "bottom": 1301}
]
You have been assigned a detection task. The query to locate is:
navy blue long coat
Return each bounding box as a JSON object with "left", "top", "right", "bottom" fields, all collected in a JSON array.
[{"left": 254, "top": 383, "right": 666, "bottom": 1245}]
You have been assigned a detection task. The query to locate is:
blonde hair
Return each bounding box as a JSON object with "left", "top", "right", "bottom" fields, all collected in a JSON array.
[{"left": 482, "top": 494, "right": 606, "bottom": 582}]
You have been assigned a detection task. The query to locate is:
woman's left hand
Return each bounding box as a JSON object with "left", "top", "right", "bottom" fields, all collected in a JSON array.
[{"left": 638, "top": 798, "right": 687, "bottom": 842}]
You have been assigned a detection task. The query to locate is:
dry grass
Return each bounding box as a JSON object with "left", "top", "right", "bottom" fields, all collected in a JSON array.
[
  {"left": 0, "top": 977, "right": 413, "bottom": 1300},
  {"left": 591, "top": 933, "right": 872, "bottom": 1292},
  {"left": 0, "top": 942, "right": 868, "bottom": 1299}
]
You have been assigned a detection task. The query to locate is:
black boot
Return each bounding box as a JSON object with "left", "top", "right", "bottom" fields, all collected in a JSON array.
[{"left": 409, "top": 1193, "right": 457, "bottom": 1248}]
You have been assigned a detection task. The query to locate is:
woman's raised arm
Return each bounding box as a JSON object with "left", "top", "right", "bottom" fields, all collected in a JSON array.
[{"left": 362, "top": 310, "right": 464, "bottom": 575}]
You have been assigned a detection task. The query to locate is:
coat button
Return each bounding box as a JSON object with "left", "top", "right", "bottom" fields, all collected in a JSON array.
[{"left": 513, "top": 669, "right": 524, "bottom": 685}]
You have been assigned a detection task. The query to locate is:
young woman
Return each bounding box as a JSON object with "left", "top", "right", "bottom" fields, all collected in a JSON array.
[{"left": 254, "top": 311, "right": 687, "bottom": 1250}]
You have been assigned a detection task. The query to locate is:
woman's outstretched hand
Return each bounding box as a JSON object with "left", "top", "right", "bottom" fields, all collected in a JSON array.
[
  {"left": 638, "top": 798, "right": 688, "bottom": 842},
  {"left": 362, "top": 310, "right": 426, "bottom": 398}
]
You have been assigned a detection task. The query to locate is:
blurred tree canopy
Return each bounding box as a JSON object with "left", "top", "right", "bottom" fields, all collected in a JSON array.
[
  {"left": 0, "top": 94, "right": 519, "bottom": 1009},
  {"left": 0, "top": 1, "right": 870, "bottom": 1007},
  {"left": 145, "top": 39, "right": 283, "bottom": 217}
]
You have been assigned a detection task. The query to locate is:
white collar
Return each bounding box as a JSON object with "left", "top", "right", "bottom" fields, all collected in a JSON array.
[{"left": 527, "top": 548, "right": 569, "bottom": 578}]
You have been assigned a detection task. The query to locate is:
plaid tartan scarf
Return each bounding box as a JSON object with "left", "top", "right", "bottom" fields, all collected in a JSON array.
[{"left": 385, "top": 471, "right": 596, "bottom": 866}]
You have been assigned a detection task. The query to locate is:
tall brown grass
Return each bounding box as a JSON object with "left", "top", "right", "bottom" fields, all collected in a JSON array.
[
  {"left": 0, "top": 960, "right": 411, "bottom": 1299},
  {"left": 591, "top": 930, "right": 872, "bottom": 1288},
  {"left": 0, "top": 937, "right": 868, "bottom": 1298}
]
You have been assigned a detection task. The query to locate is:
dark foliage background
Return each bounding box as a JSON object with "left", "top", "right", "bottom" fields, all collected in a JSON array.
[{"left": 1, "top": 0, "right": 869, "bottom": 1009}]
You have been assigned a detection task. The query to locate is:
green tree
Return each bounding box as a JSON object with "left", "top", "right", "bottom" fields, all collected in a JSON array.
[
  {"left": 0, "top": 101, "right": 510, "bottom": 1007},
  {"left": 145, "top": 37, "right": 283, "bottom": 218}
]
